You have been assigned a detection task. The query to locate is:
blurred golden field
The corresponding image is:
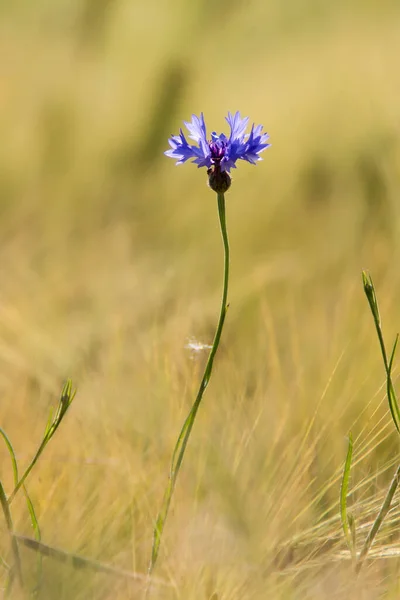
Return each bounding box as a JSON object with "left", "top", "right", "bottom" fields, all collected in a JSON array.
[{"left": 2, "top": 0, "right": 400, "bottom": 598}]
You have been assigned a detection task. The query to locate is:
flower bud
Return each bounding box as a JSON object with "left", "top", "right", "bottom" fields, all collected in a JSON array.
[{"left": 207, "top": 166, "right": 231, "bottom": 193}]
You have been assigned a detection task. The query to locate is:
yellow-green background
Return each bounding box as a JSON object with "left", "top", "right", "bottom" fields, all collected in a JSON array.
[{"left": 1, "top": 1, "right": 400, "bottom": 598}]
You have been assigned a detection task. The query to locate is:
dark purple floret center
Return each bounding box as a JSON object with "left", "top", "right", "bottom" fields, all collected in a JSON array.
[{"left": 209, "top": 139, "right": 227, "bottom": 164}]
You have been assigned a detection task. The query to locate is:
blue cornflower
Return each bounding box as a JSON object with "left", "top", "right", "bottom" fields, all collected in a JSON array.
[{"left": 165, "top": 111, "right": 270, "bottom": 174}]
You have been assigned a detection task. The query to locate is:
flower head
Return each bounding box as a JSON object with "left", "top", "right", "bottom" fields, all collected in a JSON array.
[{"left": 165, "top": 111, "right": 270, "bottom": 174}]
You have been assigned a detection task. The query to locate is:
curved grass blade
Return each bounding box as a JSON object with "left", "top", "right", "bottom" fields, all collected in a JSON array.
[
  {"left": 387, "top": 335, "right": 400, "bottom": 434},
  {"left": 340, "top": 432, "right": 355, "bottom": 560},
  {"left": 5, "top": 567, "right": 15, "bottom": 598},
  {"left": 348, "top": 513, "right": 356, "bottom": 552},
  {"left": 0, "top": 427, "right": 19, "bottom": 486},
  {"left": 388, "top": 334, "right": 399, "bottom": 374},
  {"left": 14, "top": 534, "right": 170, "bottom": 588},
  {"left": 24, "top": 487, "right": 43, "bottom": 595}
]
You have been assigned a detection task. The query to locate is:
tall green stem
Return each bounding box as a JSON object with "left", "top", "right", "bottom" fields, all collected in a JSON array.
[{"left": 148, "top": 192, "right": 230, "bottom": 577}]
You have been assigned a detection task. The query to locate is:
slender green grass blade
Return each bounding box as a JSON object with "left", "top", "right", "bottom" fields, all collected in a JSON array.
[
  {"left": 389, "top": 334, "right": 399, "bottom": 373},
  {"left": 24, "top": 490, "right": 41, "bottom": 542},
  {"left": 387, "top": 335, "right": 400, "bottom": 432},
  {"left": 5, "top": 567, "right": 15, "bottom": 598},
  {"left": 14, "top": 534, "right": 170, "bottom": 587},
  {"left": 387, "top": 382, "right": 400, "bottom": 433},
  {"left": 348, "top": 513, "right": 356, "bottom": 552},
  {"left": 23, "top": 486, "right": 43, "bottom": 595},
  {"left": 340, "top": 432, "right": 355, "bottom": 559},
  {"left": 0, "top": 427, "right": 19, "bottom": 486},
  {"left": 43, "top": 408, "right": 54, "bottom": 438}
]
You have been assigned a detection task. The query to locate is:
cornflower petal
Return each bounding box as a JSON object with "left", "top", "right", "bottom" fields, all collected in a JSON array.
[
  {"left": 164, "top": 129, "right": 205, "bottom": 165},
  {"left": 226, "top": 111, "right": 249, "bottom": 141},
  {"left": 240, "top": 124, "right": 270, "bottom": 164},
  {"left": 184, "top": 113, "right": 208, "bottom": 146}
]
